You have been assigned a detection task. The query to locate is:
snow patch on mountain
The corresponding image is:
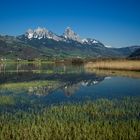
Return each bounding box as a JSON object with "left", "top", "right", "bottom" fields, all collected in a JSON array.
[
  {"left": 82, "top": 38, "right": 99, "bottom": 45},
  {"left": 27, "top": 29, "right": 34, "bottom": 39},
  {"left": 82, "top": 39, "right": 88, "bottom": 43},
  {"left": 105, "top": 45, "right": 112, "bottom": 48}
]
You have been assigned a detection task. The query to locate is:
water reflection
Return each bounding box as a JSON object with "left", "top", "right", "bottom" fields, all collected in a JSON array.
[
  {"left": 0, "top": 62, "right": 140, "bottom": 105},
  {"left": 0, "top": 72, "right": 105, "bottom": 97}
]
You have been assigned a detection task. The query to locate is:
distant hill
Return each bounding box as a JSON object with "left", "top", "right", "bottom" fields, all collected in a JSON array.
[
  {"left": 0, "top": 35, "right": 45, "bottom": 59},
  {"left": 111, "top": 46, "right": 140, "bottom": 57},
  {"left": 0, "top": 27, "right": 140, "bottom": 59},
  {"left": 129, "top": 48, "right": 140, "bottom": 59}
]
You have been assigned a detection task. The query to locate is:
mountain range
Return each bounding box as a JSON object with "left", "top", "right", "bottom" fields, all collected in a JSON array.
[{"left": 0, "top": 27, "right": 140, "bottom": 59}]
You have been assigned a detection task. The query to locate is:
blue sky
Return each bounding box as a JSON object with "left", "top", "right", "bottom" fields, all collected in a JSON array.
[{"left": 0, "top": 0, "right": 140, "bottom": 47}]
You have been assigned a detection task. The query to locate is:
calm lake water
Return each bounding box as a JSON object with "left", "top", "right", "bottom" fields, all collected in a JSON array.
[{"left": 0, "top": 62, "right": 140, "bottom": 109}]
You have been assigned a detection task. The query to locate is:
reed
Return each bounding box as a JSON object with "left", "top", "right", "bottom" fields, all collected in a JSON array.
[{"left": 85, "top": 60, "right": 140, "bottom": 71}]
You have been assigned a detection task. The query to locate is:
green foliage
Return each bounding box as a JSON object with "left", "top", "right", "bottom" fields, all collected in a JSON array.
[{"left": 0, "top": 97, "right": 140, "bottom": 139}]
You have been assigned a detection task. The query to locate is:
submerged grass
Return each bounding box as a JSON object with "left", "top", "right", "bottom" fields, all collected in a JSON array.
[
  {"left": 0, "top": 80, "right": 58, "bottom": 91},
  {"left": 0, "top": 95, "right": 15, "bottom": 105},
  {"left": 85, "top": 60, "right": 140, "bottom": 71},
  {"left": 0, "top": 97, "right": 140, "bottom": 140}
]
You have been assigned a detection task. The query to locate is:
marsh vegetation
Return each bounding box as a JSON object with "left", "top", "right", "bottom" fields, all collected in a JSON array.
[
  {"left": 0, "top": 97, "right": 140, "bottom": 140},
  {"left": 85, "top": 60, "right": 140, "bottom": 71}
]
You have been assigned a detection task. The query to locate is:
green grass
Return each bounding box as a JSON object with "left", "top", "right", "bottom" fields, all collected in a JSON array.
[
  {"left": 0, "top": 80, "right": 56, "bottom": 89},
  {"left": 0, "top": 97, "right": 140, "bottom": 140},
  {"left": 0, "top": 80, "right": 59, "bottom": 95}
]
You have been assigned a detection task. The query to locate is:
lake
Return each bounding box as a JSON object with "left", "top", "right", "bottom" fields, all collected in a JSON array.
[
  {"left": 0, "top": 62, "right": 140, "bottom": 139},
  {"left": 0, "top": 62, "right": 140, "bottom": 107}
]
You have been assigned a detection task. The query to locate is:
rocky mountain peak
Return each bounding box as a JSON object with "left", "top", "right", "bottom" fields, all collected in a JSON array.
[
  {"left": 63, "top": 27, "right": 81, "bottom": 42},
  {"left": 24, "top": 26, "right": 101, "bottom": 45},
  {"left": 25, "top": 27, "right": 62, "bottom": 41}
]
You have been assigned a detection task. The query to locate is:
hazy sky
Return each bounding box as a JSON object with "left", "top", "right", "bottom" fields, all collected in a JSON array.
[{"left": 0, "top": 0, "right": 140, "bottom": 47}]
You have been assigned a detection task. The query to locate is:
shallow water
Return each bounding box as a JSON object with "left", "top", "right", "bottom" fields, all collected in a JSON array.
[{"left": 0, "top": 62, "right": 140, "bottom": 110}]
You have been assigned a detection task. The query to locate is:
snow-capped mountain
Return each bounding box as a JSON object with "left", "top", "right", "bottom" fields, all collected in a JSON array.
[
  {"left": 1, "top": 29, "right": 140, "bottom": 59},
  {"left": 25, "top": 27, "right": 101, "bottom": 45},
  {"left": 25, "top": 27, "right": 63, "bottom": 41},
  {"left": 63, "top": 27, "right": 82, "bottom": 43}
]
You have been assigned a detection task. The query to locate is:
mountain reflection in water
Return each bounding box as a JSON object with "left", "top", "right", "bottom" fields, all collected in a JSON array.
[
  {"left": 0, "top": 62, "right": 140, "bottom": 105},
  {"left": 0, "top": 63, "right": 105, "bottom": 96}
]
